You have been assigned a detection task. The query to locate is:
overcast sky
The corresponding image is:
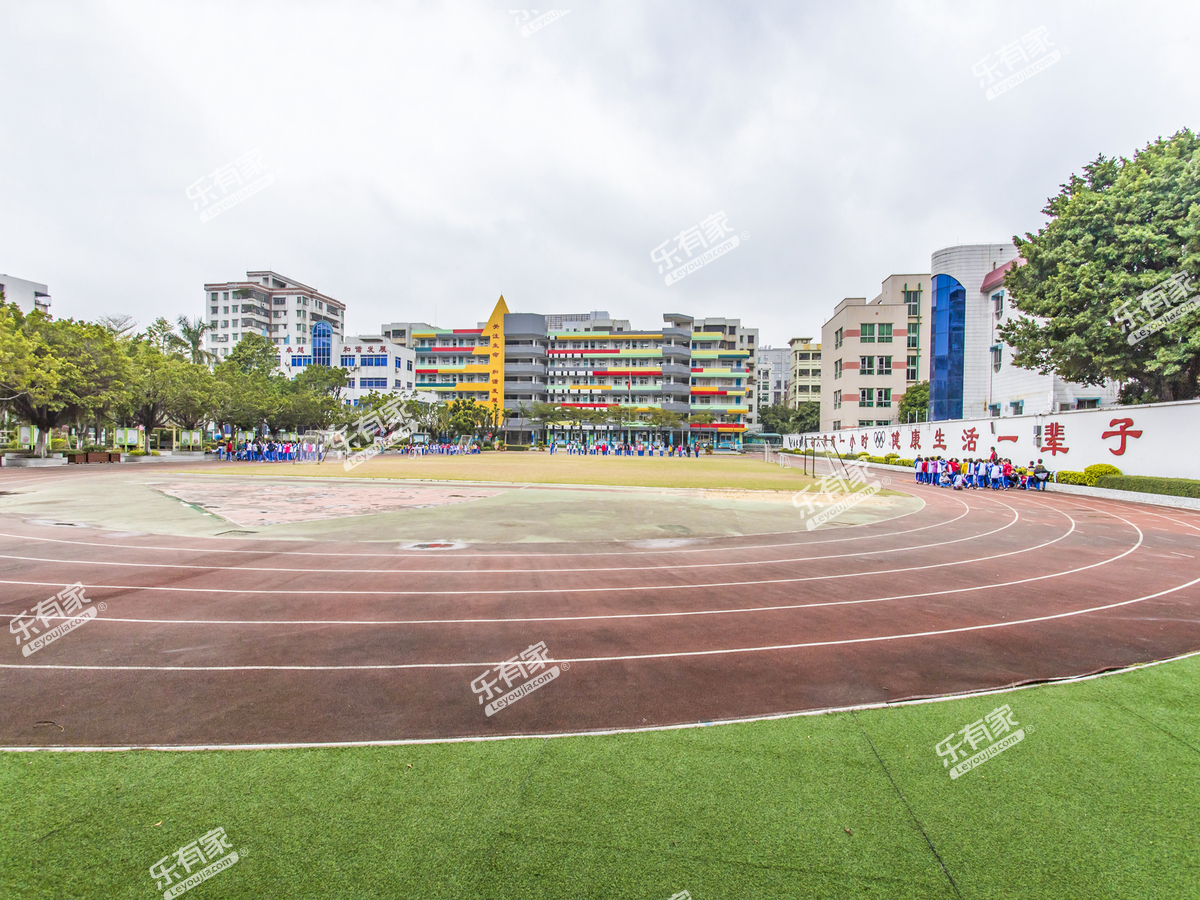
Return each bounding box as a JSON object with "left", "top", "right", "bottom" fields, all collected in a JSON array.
[{"left": 2, "top": 1, "right": 1197, "bottom": 347}]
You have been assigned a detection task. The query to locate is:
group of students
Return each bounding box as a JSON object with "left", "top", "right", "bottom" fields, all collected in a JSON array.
[
  {"left": 914, "top": 453, "right": 1051, "bottom": 491},
  {"left": 216, "top": 439, "right": 324, "bottom": 462},
  {"left": 401, "top": 442, "right": 480, "bottom": 456},
  {"left": 551, "top": 440, "right": 703, "bottom": 457}
]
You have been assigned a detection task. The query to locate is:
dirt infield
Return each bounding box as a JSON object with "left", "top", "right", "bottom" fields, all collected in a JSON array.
[{"left": 1, "top": 463, "right": 1198, "bottom": 749}]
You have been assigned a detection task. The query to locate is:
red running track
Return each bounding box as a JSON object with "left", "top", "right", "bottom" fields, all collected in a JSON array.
[{"left": 1, "top": 468, "right": 1199, "bottom": 748}]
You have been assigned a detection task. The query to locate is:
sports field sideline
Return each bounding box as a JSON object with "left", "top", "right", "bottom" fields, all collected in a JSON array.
[{"left": 3, "top": 653, "right": 1197, "bottom": 899}]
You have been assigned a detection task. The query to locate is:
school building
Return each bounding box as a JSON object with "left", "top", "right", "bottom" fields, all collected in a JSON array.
[{"left": 392, "top": 297, "right": 760, "bottom": 444}]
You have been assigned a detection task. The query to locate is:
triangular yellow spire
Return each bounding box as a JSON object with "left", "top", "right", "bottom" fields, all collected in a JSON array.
[{"left": 483, "top": 296, "right": 508, "bottom": 414}]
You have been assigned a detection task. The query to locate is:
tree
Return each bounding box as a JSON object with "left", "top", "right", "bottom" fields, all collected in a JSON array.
[
  {"left": 225, "top": 332, "right": 280, "bottom": 378},
  {"left": 176, "top": 316, "right": 215, "bottom": 365},
  {"left": 165, "top": 363, "right": 220, "bottom": 430},
  {"left": 96, "top": 314, "right": 137, "bottom": 337},
  {"left": 999, "top": 129, "right": 1200, "bottom": 402},
  {"left": 758, "top": 402, "right": 819, "bottom": 434},
  {"left": 0, "top": 307, "right": 129, "bottom": 456},
  {"left": 897, "top": 382, "right": 929, "bottom": 424},
  {"left": 293, "top": 364, "right": 349, "bottom": 402},
  {"left": 142, "top": 317, "right": 187, "bottom": 356}
]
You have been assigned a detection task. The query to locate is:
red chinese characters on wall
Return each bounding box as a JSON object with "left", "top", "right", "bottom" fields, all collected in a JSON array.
[
  {"left": 1101, "top": 418, "right": 1143, "bottom": 456},
  {"left": 932, "top": 428, "right": 947, "bottom": 450},
  {"left": 961, "top": 428, "right": 979, "bottom": 452},
  {"left": 1040, "top": 421, "right": 1069, "bottom": 455},
  {"left": 891, "top": 431, "right": 901, "bottom": 450},
  {"left": 909, "top": 430, "right": 921, "bottom": 450}
]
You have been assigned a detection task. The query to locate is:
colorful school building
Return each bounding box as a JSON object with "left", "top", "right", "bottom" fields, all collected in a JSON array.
[{"left": 383, "top": 299, "right": 761, "bottom": 445}]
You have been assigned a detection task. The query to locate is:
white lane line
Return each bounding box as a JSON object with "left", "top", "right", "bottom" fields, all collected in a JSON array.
[
  {"left": 0, "top": 518, "right": 1137, "bottom": 627},
  {"left": 0, "top": 502, "right": 1090, "bottom": 599},
  {"left": 0, "top": 501, "right": 1026, "bottom": 575},
  {"left": 9, "top": 649, "right": 1200, "bottom": 752},
  {"left": 6, "top": 557, "right": 1195, "bottom": 673}
]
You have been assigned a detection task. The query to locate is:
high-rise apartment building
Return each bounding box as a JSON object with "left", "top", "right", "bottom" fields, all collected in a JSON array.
[
  {"left": 756, "top": 346, "right": 790, "bottom": 409},
  {"left": 820, "top": 274, "right": 932, "bottom": 431},
  {"left": 204, "top": 271, "right": 346, "bottom": 360},
  {"left": 0, "top": 274, "right": 51, "bottom": 315},
  {"left": 787, "top": 338, "right": 821, "bottom": 407}
]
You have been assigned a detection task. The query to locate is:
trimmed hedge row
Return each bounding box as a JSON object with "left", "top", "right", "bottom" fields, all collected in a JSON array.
[{"left": 1093, "top": 475, "right": 1200, "bottom": 499}]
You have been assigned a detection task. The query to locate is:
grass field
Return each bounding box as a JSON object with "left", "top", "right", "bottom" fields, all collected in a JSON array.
[
  {"left": 221, "top": 452, "right": 852, "bottom": 493},
  {"left": 4, "top": 654, "right": 1197, "bottom": 899}
]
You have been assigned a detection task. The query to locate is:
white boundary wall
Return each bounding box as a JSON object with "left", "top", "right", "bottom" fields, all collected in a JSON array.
[{"left": 785, "top": 399, "right": 1200, "bottom": 479}]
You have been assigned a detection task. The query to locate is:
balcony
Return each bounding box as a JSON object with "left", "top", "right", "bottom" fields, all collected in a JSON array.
[
  {"left": 504, "top": 363, "right": 547, "bottom": 376},
  {"left": 661, "top": 362, "right": 691, "bottom": 377},
  {"left": 504, "top": 345, "right": 548, "bottom": 358}
]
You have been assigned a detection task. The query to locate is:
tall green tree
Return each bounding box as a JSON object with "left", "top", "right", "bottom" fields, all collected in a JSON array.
[
  {"left": 176, "top": 316, "right": 216, "bottom": 365},
  {"left": 999, "top": 129, "right": 1200, "bottom": 402},
  {"left": 0, "top": 307, "right": 129, "bottom": 456},
  {"left": 225, "top": 332, "right": 280, "bottom": 378},
  {"left": 897, "top": 382, "right": 929, "bottom": 424}
]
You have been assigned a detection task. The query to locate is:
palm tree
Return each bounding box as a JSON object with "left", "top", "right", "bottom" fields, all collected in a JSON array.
[{"left": 177, "top": 316, "right": 216, "bottom": 365}]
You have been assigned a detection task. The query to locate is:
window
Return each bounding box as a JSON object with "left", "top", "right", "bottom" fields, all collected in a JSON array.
[
  {"left": 859, "top": 356, "right": 875, "bottom": 375},
  {"left": 812, "top": 353, "right": 821, "bottom": 360},
  {"left": 360, "top": 378, "right": 388, "bottom": 389},
  {"left": 858, "top": 419, "right": 875, "bottom": 427},
  {"left": 876, "top": 388, "right": 891, "bottom": 406},
  {"left": 1010, "top": 400, "right": 1024, "bottom": 415},
  {"left": 991, "top": 344, "right": 1002, "bottom": 373},
  {"left": 832, "top": 420, "right": 841, "bottom": 430},
  {"left": 210, "top": 305, "right": 218, "bottom": 314},
  {"left": 878, "top": 356, "right": 892, "bottom": 375},
  {"left": 290, "top": 355, "right": 313, "bottom": 366},
  {"left": 993, "top": 291, "right": 1004, "bottom": 319},
  {"left": 210, "top": 292, "right": 218, "bottom": 302},
  {"left": 312, "top": 321, "right": 333, "bottom": 367},
  {"left": 878, "top": 323, "right": 893, "bottom": 343},
  {"left": 907, "top": 322, "right": 919, "bottom": 349},
  {"left": 209, "top": 320, "right": 218, "bottom": 329},
  {"left": 834, "top": 328, "right": 843, "bottom": 349},
  {"left": 221, "top": 320, "right": 228, "bottom": 328},
  {"left": 796, "top": 353, "right": 810, "bottom": 361},
  {"left": 223, "top": 292, "right": 229, "bottom": 301},
  {"left": 223, "top": 306, "right": 229, "bottom": 314},
  {"left": 1077, "top": 399, "right": 1100, "bottom": 410},
  {"left": 859, "top": 388, "right": 874, "bottom": 407},
  {"left": 988, "top": 404, "right": 1001, "bottom": 417},
  {"left": 834, "top": 359, "right": 843, "bottom": 379},
  {"left": 875, "top": 419, "right": 891, "bottom": 426},
  {"left": 361, "top": 355, "right": 388, "bottom": 366},
  {"left": 860, "top": 324, "right": 876, "bottom": 343},
  {"left": 340, "top": 355, "right": 356, "bottom": 367},
  {"left": 833, "top": 390, "right": 842, "bottom": 409},
  {"left": 906, "top": 355, "right": 918, "bottom": 381},
  {"left": 905, "top": 289, "right": 921, "bottom": 317}
]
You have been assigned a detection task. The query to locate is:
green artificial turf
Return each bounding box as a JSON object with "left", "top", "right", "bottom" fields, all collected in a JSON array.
[{"left": 3, "top": 654, "right": 1198, "bottom": 899}]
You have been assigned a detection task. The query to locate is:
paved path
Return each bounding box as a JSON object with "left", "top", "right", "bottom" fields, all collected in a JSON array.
[{"left": 1, "top": 465, "right": 1197, "bottom": 749}]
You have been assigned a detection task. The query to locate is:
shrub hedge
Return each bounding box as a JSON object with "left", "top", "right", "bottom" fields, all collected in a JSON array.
[
  {"left": 1093, "top": 475, "right": 1200, "bottom": 499},
  {"left": 1082, "top": 463, "right": 1122, "bottom": 485},
  {"left": 1055, "top": 471, "right": 1089, "bottom": 485}
]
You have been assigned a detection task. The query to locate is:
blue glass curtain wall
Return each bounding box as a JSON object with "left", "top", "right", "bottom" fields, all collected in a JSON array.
[{"left": 929, "top": 273, "right": 965, "bottom": 421}]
